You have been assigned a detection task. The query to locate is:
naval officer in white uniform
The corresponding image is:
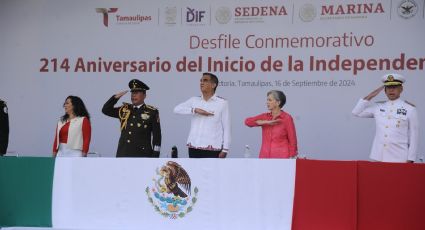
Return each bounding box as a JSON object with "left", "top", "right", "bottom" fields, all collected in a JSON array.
[{"left": 352, "top": 73, "right": 419, "bottom": 163}]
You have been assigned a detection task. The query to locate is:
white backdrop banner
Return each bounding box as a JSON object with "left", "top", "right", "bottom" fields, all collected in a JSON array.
[
  {"left": 0, "top": 0, "right": 424, "bottom": 160},
  {"left": 51, "top": 158, "right": 296, "bottom": 230}
]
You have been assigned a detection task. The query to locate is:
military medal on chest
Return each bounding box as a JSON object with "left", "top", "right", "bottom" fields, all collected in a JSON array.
[{"left": 141, "top": 113, "right": 150, "bottom": 120}]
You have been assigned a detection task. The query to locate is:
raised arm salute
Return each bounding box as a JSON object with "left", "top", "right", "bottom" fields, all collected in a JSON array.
[
  {"left": 352, "top": 74, "right": 419, "bottom": 163},
  {"left": 103, "top": 79, "right": 161, "bottom": 158}
]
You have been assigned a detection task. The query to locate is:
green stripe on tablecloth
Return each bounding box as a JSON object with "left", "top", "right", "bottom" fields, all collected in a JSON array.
[{"left": 0, "top": 157, "right": 54, "bottom": 227}]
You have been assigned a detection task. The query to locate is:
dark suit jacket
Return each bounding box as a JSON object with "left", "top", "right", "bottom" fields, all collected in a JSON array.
[{"left": 0, "top": 100, "right": 9, "bottom": 156}]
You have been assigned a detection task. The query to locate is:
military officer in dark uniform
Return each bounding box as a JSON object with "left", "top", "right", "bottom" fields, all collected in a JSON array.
[
  {"left": 0, "top": 99, "right": 9, "bottom": 156},
  {"left": 102, "top": 79, "right": 161, "bottom": 157}
]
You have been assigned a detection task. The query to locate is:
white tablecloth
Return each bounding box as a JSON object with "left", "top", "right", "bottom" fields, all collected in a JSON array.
[{"left": 50, "top": 158, "right": 296, "bottom": 230}]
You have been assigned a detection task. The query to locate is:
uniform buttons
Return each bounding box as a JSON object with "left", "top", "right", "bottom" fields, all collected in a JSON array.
[
  {"left": 383, "top": 144, "right": 387, "bottom": 147},
  {"left": 129, "top": 131, "right": 132, "bottom": 135},
  {"left": 133, "top": 116, "right": 136, "bottom": 119},
  {"left": 127, "top": 140, "right": 131, "bottom": 143},
  {"left": 130, "top": 123, "right": 134, "bottom": 126},
  {"left": 384, "top": 134, "right": 388, "bottom": 138},
  {"left": 385, "top": 126, "right": 389, "bottom": 128}
]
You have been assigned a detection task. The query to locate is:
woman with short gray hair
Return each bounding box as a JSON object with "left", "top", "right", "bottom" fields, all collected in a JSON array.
[{"left": 245, "top": 90, "right": 298, "bottom": 158}]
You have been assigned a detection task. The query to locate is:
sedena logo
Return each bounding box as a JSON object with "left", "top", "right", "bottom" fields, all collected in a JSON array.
[
  {"left": 96, "top": 8, "right": 118, "bottom": 27},
  {"left": 299, "top": 4, "right": 317, "bottom": 22},
  {"left": 146, "top": 161, "right": 199, "bottom": 219}
]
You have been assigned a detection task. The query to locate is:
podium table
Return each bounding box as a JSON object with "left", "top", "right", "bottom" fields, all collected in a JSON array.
[{"left": 1, "top": 157, "right": 425, "bottom": 230}]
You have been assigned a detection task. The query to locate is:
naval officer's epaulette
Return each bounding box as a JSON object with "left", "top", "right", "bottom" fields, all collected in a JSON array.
[
  {"left": 145, "top": 104, "right": 158, "bottom": 110},
  {"left": 376, "top": 101, "right": 385, "bottom": 104},
  {"left": 217, "top": 96, "right": 227, "bottom": 100},
  {"left": 405, "top": 100, "right": 416, "bottom": 107}
]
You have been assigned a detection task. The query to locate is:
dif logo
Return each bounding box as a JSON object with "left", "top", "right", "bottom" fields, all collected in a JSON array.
[{"left": 186, "top": 7, "right": 206, "bottom": 23}]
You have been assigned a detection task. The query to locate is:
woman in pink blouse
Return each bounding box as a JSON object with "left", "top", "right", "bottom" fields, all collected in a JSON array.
[
  {"left": 245, "top": 90, "right": 297, "bottom": 158},
  {"left": 53, "top": 96, "right": 91, "bottom": 157}
]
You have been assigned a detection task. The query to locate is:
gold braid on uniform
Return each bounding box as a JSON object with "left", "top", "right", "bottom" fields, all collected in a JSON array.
[{"left": 118, "top": 104, "right": 131, "bottom": 131}]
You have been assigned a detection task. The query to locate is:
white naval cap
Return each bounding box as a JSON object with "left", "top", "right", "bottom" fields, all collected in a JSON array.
[{"left": 381, "top": 73, "right": 405, "bottom": 86}]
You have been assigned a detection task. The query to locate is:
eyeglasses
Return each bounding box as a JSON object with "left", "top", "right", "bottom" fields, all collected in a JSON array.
[{"left": 200, "top": 78, "right": 211, "bottom": 83}]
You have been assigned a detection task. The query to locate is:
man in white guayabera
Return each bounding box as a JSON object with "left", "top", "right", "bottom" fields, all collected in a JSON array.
[{"left": 174, "top": 72, "right": 230, "bottom": 158}]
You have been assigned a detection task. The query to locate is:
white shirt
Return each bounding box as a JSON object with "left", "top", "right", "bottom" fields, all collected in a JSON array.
[
  {"left": 133, "top": 104, "right": 143, "bottom": 109},
  {"left": 174, "top": 94, "right": 231, "bottom": 152},
  {"left": 352, "top": 98, "right": 419, "bottom": 162}
]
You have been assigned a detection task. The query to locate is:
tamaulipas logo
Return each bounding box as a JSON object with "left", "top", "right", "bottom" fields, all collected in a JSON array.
[
  {"left": 146, "top": 161, "right": 199, "bottom": 219},
  {"left": 96, "top": 8, "right": 118, "bottom": 27}
]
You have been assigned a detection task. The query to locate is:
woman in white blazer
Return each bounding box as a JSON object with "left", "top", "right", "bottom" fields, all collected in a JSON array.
[{"left": 53, "top": 96, "right": 91, "bottom": 157}]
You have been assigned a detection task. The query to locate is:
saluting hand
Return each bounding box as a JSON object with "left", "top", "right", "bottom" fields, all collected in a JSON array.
[
  {"left": 114, "top": 90, "right": 128, "bottom": 99},
  {"left": 194, "top": 108, "right": 214, "bottom": 116},
  {"left": 364, "top": 86, "right": 384, "bottom": 101}
]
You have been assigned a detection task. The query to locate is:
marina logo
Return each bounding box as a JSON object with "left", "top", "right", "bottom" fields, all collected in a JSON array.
[
  {"left": 397, "top": 0, "right": 418, "bottom": 19},
  {"left": 320, "top": 3, "right": 385, "bottom": 20}
]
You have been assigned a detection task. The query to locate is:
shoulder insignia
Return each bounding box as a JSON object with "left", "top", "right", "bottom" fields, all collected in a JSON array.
[
  {"left": 405, "top": 100, "right": 416, "bottom": 107},
  {"left": 216, "top": 96, "right": 227, "bottom": 100},
  {"left": 145, "top": 104, "right": 158, "bottom": 110}
]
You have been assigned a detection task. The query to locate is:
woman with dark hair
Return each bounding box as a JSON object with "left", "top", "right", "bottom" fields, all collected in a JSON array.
[
  {"left": 53, "top": 96, "right": 91, "bottom": 157},
  {"left": 245, "top": 90, "right": 297, "bottom": 158}
]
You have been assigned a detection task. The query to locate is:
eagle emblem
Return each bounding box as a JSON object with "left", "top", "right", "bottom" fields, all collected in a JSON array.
[
  {"left": 397, "top": 0, "right": 418, "bottom": 19},
  {"left": 146, "top": 161, "right": 199, "bottom": 219}
]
